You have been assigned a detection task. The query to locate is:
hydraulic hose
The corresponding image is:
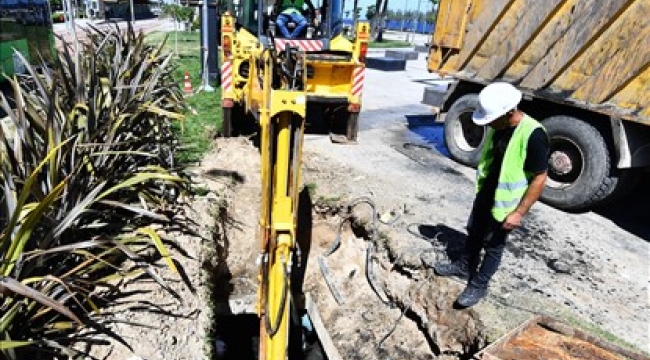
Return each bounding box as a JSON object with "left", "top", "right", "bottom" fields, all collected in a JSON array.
[
  {"left": 319, "top": 197, "right": 400, "bottom": 308},
  {"left": 263, "top": 254, "right": 290, "bottom": 337}
]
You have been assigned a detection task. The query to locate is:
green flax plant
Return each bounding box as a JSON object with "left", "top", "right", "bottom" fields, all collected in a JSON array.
[{"left": 0, "top": 23, "right": 190, "bottom": 359}]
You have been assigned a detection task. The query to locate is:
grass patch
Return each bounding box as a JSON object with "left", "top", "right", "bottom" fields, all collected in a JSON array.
[
  {"left": 560, "top": 313, "right": 649, "bottom": 355},
  {"left": 369, "top": 39, "right": 412, "bottom": 48},
  {"left": 192, "top": 185, "right": 211, "bottom": 197},
  {"left": 146, "top": 31, "right": 222, "bottom": 164},
  {"left": 305, "top": 182, "right": 317, "bottom": 197}
]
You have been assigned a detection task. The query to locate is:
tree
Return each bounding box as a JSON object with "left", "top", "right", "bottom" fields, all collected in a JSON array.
[
  {"left": 352, "top": 0, "right": 360, "bottom": 31},
  {"left": 365, "top": 4, "right": 376, "bottom": 21},
  {"left": 369, "top": 0, "right": 389, "bottom": 41},
  {"left": 50, "top": 0, "right": 63, "bottom": 11}
]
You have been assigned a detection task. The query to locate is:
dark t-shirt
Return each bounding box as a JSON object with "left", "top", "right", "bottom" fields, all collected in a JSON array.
[{"left": 475, "top": 126, "right": 549, "bottom": 215}]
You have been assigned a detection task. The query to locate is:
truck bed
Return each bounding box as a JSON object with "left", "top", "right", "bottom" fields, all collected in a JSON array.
[{"left": 428, "top": 0, "right": 650, "bottom": 125}]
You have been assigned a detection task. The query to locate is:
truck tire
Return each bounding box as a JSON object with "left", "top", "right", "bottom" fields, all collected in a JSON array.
[
  {"left": 541, "top": 115, "right": 620, "bottom": 210},
  {"left": 596, "top": 168, "right": 641, "bottom": 207},
  {"left": 443, "top": 94, "right": 486, "bottom": 167}
]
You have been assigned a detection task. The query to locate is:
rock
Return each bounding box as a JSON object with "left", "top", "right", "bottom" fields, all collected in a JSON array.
[
  {"left": 420, "top": 251, "right": 437, "bottom": 268},
  {"left": 547, "top": 259, "right": 571, "bottom": 274}
]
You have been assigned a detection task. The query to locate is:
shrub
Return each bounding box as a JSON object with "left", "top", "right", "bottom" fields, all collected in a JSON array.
[{"left": 0, "top": 23, "right": 189, "bottom": 359}]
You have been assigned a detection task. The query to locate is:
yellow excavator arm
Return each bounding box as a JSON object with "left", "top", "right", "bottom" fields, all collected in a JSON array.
[
  {"left": 220, "top": 7, "right": 369, "bottom": 359},
  {"left": 256, "top": 48, "right": 307, "bottom": 360}
]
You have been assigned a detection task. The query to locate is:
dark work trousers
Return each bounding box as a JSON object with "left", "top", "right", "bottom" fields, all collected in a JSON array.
[{"left": 461, "top": 201, "right": 511, "bottom": 289}]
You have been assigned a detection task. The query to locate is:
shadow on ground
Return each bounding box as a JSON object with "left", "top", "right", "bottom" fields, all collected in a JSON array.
[{"left": 593, "top": 174, "right": 650, "bottom": 242}]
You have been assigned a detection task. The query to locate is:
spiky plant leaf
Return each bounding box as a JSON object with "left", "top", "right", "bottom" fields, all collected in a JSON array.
[{"left": 0, "top": 22, "right": 192, "bottom": 358}]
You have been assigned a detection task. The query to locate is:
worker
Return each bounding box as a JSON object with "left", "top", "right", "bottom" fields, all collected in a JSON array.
[
  {"left": 275, "top": 0, "right": 312, "bottom": 39},
  {"left": 434, "top": 82, "right": 549, "bottom": 307}
]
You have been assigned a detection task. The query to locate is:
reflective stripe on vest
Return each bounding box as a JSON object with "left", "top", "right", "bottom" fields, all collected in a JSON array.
[{"left": 476, "top": 114, "right": 544, "bottom": 221}]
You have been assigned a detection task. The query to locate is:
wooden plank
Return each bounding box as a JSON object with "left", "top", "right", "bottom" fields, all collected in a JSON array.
[
  {"left": 476, "top": 315, "right": 650, "bottom": 360},
  {"left": 570, "top": 1, "right": 650, "bottom": 104},
  {"left": 473, "top": 315, "right": 542, "bottom": 359},
  {"left": 305, "top": 292, "right": 344, "bottom": 360},
  {"left": 519, "top": 0, "right": 634, "bottom": 89},
  {"left": 476, "top": 0, "right": 565, "bottom": 81},
  {"left": 453, "top": 0, "right": 517, "bottom": 71},
  {"left": 539, "top": 318, "right": 650, "bottom": 360}
]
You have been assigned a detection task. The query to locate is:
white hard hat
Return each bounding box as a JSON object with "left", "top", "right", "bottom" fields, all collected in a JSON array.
[{"left": 472, "top": 82, "right": 522, "bottom": 126}]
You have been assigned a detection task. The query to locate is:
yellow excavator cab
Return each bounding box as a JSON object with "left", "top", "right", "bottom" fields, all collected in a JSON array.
[{"left": 219, "top": 0, "right": 368, "bottom": 142}]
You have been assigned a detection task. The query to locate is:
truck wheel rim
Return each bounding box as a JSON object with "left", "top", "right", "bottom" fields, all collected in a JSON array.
[
  {"left": 547, "top": 136, "right": 584, "bottom": 189},
  {"left": 452, "top": 111, "right": 484, "bottom": 151}
]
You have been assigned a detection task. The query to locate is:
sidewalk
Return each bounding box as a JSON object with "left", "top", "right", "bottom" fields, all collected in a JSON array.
[
  {"left": 53, "top": 18, "right": 175, "bottom": 46},
  {"left": 381, "top": 30, "right": 432, "bottom": 47}
]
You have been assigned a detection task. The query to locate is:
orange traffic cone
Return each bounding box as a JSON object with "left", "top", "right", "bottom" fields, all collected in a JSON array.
[{"left": 184, "top": 70, "right": 193, "bottom": 95}]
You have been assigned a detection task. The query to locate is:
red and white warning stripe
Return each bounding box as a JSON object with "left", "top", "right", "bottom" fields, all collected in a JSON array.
[
  {"left": 221, "top": 61, "right": 233, "bottom": 92},
  {"left": 274, "top": 39, "right": 324, "bottom": 52},
  {"left": 351, "top": 66, "right": 365, "bottom": 96}
]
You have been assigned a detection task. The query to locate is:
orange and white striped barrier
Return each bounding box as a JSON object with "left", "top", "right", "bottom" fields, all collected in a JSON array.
[
  {"left": 274, "top": 39, "right": 324, "bottom": 52},
  {"left": 351, "top": 66, "right": 365, "bottom": 97},
  {"left": 183, "top": 70, "right": 193, "bottom": 95},
  {"left": 221, "top": 61, "right": 233, "bottom": 93}
]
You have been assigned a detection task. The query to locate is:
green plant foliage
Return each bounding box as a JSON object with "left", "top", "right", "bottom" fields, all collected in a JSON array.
[
  {"left": 146, "top": 30, "right": 223, "bottom": 164},
  {"left": 161, "top": 4, "right": 195, "bottom": 24},
  {"left": 0, "top": 23, "right": 189, "bottom": 359}
]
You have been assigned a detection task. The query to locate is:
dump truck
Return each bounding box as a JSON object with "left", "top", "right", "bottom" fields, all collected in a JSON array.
[{"left": 423, "top": 0, "right": 650, "bottom": 210}]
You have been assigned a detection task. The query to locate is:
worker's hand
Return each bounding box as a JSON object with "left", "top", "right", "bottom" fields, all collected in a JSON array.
[{"left": 502, "top": 211, "right": 523, "bottom": 230}]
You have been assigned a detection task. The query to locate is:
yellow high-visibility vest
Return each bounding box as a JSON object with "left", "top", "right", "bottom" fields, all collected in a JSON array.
[{"left": 477, "top": 114, "right": 545, "bottom": 221}]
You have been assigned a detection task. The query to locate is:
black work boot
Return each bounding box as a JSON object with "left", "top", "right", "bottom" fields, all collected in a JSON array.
[
  {"left": 456, "top": 284, "right": 488, "bottom": 307},
  {"left": 433, "top": 261, "right": 469, "bottom": 280}
]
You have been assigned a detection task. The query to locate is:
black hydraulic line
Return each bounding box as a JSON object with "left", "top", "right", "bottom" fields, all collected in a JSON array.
[
  {"left": 318, "top": 197, "right": 400, "bottom": 308},
  {"left": 365, "top": 241, "right": 393, "bottom": 307},
  {"left": 376, "top": 272, "right": 433, "bottom": 349},
  {"left": 263, "top": 254, "right": 290, "bottom": 337}
]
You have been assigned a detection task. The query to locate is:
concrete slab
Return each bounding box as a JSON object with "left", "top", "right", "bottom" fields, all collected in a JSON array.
[
  {"left": 414, "top": 45, "right": 429, "bottom": 53},
  {"left": 365, "top": 57, "right": 406, "bottom": 71},
  {"left": 385, "top": 50, "right": 419, "bottom": 61}
]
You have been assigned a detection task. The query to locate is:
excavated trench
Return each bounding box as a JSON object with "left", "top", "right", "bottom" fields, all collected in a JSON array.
[
  {"left": 204, "top": 190, "right": 488, "bottom": 360},
  {"left": 310, "top": 199, "right": 488, "bottom": 359}
]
